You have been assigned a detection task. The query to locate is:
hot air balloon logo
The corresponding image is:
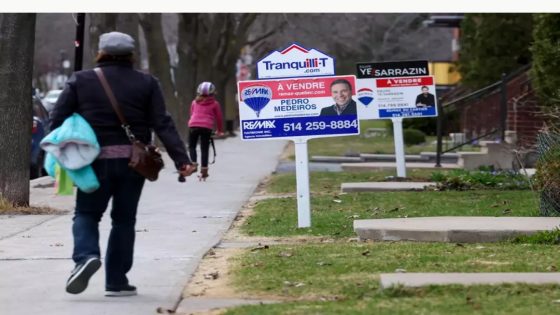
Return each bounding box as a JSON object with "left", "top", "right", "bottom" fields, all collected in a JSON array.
[
  {"left": 241, "top": 85, "right": 272, "bottom": 117},
  {"left": 357, "top": 88, "right": 374, "bottom": 106}
]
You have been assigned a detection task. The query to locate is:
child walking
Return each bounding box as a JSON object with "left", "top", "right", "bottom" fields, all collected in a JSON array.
[{"left": 188, "top": 82, "right": 224, "bottom": 181}]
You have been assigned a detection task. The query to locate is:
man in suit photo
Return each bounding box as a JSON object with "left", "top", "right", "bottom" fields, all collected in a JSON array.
[{"left": 320, "top": 79, "right": 357, "bottom": 116}]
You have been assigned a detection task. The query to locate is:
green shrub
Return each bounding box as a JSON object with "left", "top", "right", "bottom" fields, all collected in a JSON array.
[
  {"left": 531, "top": 14, "right": 560, "bottom": 109},
  {"left": 510, "top": 228, "right": 560, "bottom": 244},
  {"left": 430, "top": 169, "right": 531, "bottom": 190},
  {"left": 403, "top": 128, "right": 426, "bottom": 146}
]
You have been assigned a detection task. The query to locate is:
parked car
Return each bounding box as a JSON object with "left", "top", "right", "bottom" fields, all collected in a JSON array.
[
  {"left": 42, "top": 89, "right": 63, "bottom": 114},
  {"left": 31, "top": 94, "right": 50, "bottom": 179}
]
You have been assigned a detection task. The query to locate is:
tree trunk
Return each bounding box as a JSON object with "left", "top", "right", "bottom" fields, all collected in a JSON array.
[
  {"left": 0, "top": 14, "right": 36, "bottom": 206},
  {"left": 176, "top": 14, "right": 199, "bottom": 127},
  {"left": 87, "top": 13, "right": 117, "bottom": 65},
  {"left": 116, "top": 14, "right": 141, "bottom": 69},
  {"left": 138, "top": 13, "right": 186, "bottom": 141}
]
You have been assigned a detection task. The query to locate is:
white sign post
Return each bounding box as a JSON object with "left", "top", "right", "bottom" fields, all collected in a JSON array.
[
  {"left": 294, "top": 137, "right": 311, "bottom": 227},
  {"left": 391, "top": 117, "right": 406, "bottom": 177},
  {"left": 239, "top": 44, "right": 359, "bottom": 228}
]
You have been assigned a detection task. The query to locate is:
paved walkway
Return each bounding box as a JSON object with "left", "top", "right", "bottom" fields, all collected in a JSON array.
[{"left": 0, "top": 137, "right": 286, "bottom": 314}]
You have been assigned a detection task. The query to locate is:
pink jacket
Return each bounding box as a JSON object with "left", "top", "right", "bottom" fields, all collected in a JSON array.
[{"left": 187, "top": 96, "right": 224, "bottom": 132}]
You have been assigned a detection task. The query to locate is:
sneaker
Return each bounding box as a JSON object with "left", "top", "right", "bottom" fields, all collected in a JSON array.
[
  {"left": 66, "top": 257, "right": 101, "bottom": 294},
  {"left": 105, "top": 284, "right": 137, "bottom": 297}
]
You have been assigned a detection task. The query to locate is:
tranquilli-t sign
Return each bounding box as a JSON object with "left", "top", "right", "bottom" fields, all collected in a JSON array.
[
  {"left": 238, "top": 75, "right": 359, "bottom": 140},
  {"left": 256, "top": 44, "right": 335, "bottom": 79}
]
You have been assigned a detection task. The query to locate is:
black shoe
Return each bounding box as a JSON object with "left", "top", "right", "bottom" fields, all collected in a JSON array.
[
  {"left": 66, "top": 257, "right": 101, "bottom": 294},
  {"left": 105, "top": 284, "right": 137, "bottom": 297}
]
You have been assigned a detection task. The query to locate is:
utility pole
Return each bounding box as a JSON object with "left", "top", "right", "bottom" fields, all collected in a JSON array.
[{"left": 74, "top": 13, "right": 85, "bottom": 72}]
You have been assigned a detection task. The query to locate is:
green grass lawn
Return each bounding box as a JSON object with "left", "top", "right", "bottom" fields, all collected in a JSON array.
[
  {"left": 302, "top": 120, "right": 479, "bottom": 157},
  {"left": 225, "top": 284, "right": 560, "bottom": 315},
  {"left": 267, "top": 170, "right": 447, "bottom": 195},
  {"left": 226, "top": 242, "right": 560, "bottom": 314},
  {"left": 241, "top": 190, "right": 539, "bottom": 238}
]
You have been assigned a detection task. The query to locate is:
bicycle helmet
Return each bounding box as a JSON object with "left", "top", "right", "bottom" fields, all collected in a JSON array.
[{"left": 197, "top": 82, "right": 216, "bottom": 96}]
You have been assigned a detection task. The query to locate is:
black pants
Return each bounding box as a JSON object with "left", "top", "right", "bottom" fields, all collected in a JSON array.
[
  {"left": 188, "top": 127, "right": 212, "bottom": 167},
  {"left": 73, "top": 158, "right": 145, "bottom": 288}
]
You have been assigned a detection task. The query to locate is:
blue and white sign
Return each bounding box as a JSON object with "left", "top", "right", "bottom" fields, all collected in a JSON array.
[
  {"left": 238, "top": 75, "right": 359, "bottom": 140},
  {"left": 375, "top": 76, "right": 438, "bottom": 118},
  {"left": 256, "top": 44, "right": 335, "bottom": 79}
]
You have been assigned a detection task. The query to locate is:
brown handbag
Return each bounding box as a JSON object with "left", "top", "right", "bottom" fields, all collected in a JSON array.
[{"left": 94, "top": 68, "right": 164, "bottom": 181}]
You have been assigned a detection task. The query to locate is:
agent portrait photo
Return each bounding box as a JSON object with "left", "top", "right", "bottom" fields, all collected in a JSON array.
[
  {"left": 415, "top": 85, "right": 436, "bottom": 107},
  {"left": 320, "top": 79, "right": 357, "bottom": 116}
]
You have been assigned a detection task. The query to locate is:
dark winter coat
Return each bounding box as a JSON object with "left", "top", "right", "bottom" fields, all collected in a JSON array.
[{"left": 50, "top": 61, "right": 190, "bottom": 168}]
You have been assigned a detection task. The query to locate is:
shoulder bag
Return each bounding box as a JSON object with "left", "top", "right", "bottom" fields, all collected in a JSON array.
[{"left": 94, "top": 67, "right": 164, "bottom": 181}]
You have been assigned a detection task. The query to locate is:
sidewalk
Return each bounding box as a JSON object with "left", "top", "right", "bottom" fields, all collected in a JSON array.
[{"left": 0, "top": 136, "right": 287, "bottom": 314}]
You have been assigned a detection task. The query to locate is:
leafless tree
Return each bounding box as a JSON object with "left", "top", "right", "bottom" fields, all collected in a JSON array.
[
  {"left": 175, "top": 14, "right": 286, "bottom": 132},
  {"left": 138, "top": 13, "right": 185, "bottom": 140},
  {"left": 0, "top": 14, "right": 36, "bottom": 206}
]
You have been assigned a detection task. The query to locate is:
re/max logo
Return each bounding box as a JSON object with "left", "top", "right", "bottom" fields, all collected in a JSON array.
[{"left": 243, "top": 120, "right": 276, "bottom": 130}]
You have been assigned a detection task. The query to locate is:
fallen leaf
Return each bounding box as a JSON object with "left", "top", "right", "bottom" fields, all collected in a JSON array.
[
  {"left": 203, "top": 271, "right": 219, "bottom": 280},
  {"left": 317, "top": 261, "right": 332, "bottom": 266},
  {"left": 278, "top": 251, "right": 293, "bottom": 258},
  {"left": 547, "top": 265, "right": 557, "bottom": 271},
  {"left": 347, "top": 214, "right": 360, "bottom": 219},
  {"left": 395, "top": 268, "right": 407, "bottom": 273},
  {"left": 250, "top": 245, "right": 269, "bottom": 252},
  {"left": 502, "top": 208, "right": 512, "bottom": 214},
  {"left": 361, "top": 249, "right": 370, "bottom": 256},
  {"left": 332, "top": 199, "right": 342, "bottom": 204}
]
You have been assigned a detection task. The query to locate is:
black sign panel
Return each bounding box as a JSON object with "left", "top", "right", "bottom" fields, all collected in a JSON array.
[{"left": 356, "top": 60, "right": 429, "bottom": 79}]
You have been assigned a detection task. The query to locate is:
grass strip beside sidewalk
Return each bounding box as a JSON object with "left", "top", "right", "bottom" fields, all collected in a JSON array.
[
  {"left": 242, "top": 190, "right": 538, "bottom": 238},
  {"left": 268, "top": 169, "right": 446, "bottom": 195},
  {"left": 224, "top": 283, "right": 560, "bottom": 315}
]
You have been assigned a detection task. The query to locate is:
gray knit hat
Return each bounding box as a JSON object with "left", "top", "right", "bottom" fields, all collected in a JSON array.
[{"left": 98, "top": 31, "right": 135, "bottom": 55}]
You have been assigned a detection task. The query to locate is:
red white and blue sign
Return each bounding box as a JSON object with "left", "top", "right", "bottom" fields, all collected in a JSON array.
[
  {"left": 356, "top": 60, "right": 437, "bottom": 119},
  {"left": 238, "top": 75, "right": 359, "bottom": 140},
  {"left": 257, "top": 44, "right": 335, "bottom": 79}
]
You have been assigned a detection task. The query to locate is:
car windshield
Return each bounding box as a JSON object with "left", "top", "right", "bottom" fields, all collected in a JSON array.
[{"left": 45, "top": 90, "right": 62, "bottom": 101}]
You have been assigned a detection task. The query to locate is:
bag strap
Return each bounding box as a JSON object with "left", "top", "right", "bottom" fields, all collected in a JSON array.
[{"left": 94, "top": 67, "right": 136, "bottom": 142}]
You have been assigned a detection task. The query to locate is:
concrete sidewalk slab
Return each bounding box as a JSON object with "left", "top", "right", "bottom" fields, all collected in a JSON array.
[
  {"left": 380, "top": 273, "right": 560, "bottom": 288},
  {"left": 354, "top": 216, "right": 560, "bottom": 243},
  {"left": 310, "top": 155, "right": 363, "bottom": 163},
  {"left": 341, "top": 182, "right": 434, "bottom": 192},
  {"left": 0, "top": 136, "right": 287, "bottom": 315},
  {"left": 341, "top": 162, "right": 460, "bottom": 172},
  {"left": 177, "top": 297, "right": 278, "bottom": 313},
  {"left": 0, "top": 214, "right": 59, "bottom": 240},
  {"left": 360, "top": 153, "right": 429, "bottom": 162}
]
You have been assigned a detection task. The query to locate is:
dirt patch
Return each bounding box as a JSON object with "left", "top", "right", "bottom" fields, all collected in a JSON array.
[
  {"left": 0, "top": 198, "right": 67, "bottom": 215},
  {"left": 183, "top": 247, "right": 245, "bottom": 299},
  {"left": 279, "top": 141, "right": 295, "bottom": 161}
]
